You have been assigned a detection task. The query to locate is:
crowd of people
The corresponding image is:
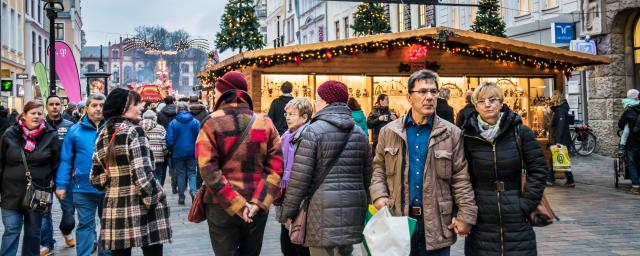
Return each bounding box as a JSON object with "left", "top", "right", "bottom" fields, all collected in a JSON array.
[{"left": 0, "top": 68, "right": 614, "bottom": 256}]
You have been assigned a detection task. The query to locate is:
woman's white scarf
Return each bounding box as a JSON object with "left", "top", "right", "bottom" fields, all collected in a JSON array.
[{"left": 477, "top": 113, "right": 504, "bottom": 143}]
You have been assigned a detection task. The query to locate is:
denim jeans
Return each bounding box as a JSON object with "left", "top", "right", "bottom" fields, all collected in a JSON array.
[
  {"left": 73, "top": 192, "right": 110, "bottom": 256},
  {"left": 154, "top": 162, "right": 167, "bottom": 187},
  {"left": 626, "top": 148, "right": 640, "bottom": 186},
  {"left": 0, "top": 208, "right": 43, "bottom": 256},
  {"left": 174, "top": 158, "right": 197, "bottom": 200},
  {"left": 41, "top": 187, "right": 75, "bottom": 249}
]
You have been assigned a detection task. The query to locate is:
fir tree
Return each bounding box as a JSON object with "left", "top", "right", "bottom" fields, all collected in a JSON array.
[
  {"left": 215, "top": 0, "right": 264, "bottom": 53},
  {"left": 470, "top": 0, "right": 506, "bottom": 37},
  {"left": 351, "top": 3, "right": 391, "bottom": 36}
]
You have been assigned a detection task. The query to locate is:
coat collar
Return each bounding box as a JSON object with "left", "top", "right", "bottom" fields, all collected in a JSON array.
[{"left": 386, "top": 112, "right": 450, "bottom": 144}]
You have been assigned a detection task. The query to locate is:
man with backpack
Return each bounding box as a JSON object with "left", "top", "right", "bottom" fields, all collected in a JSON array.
[{"left": 618, "top": 94, "right": 640, "bottom": 194}]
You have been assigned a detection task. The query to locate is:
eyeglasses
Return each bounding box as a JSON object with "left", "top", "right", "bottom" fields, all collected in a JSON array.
[
  {"left": 476, "top": 97, "right": 502, "bottom": 106},
  {"left": 283, "top": 113, "right": 299, "bottom": 118},
  {"left": 409, "top": 89, "right": 439, "bottom": 97}
]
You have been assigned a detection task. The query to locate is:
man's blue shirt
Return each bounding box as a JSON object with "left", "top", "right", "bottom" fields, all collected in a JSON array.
[{"left": 405, "top": 113, "right": 433, "bottom": 207}]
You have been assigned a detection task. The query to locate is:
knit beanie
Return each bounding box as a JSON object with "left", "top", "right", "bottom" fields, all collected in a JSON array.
[
  {"left": 215, "top": 71, "right": 248, "bottom": 94},
  {"left": 317, "top": 80, "right": 349, "bottom": 104},
  {"left": 628, "top": 89, "right": 639, "bottom": 99},
  {"left": 143, "top": 109, "right": 157, "bottom": 121},
  {"left": 103, "top": 88, "right": 130, "bottom": 120}
]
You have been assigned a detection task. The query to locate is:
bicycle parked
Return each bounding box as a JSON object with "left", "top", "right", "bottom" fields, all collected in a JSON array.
[{"left": 569, "top": 122, "right": 597, "bottom": 156}]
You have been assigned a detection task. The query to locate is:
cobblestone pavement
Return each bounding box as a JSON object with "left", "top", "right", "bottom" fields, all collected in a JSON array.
[{"left": 3, "top": 154, "right": 639, "bottom": 255}]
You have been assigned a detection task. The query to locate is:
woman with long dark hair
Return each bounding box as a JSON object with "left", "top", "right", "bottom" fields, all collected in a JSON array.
[
  {"left": 91, "top": 88, "right": 171, "bottom": 256},
  {"left": 0, "top": 100, "right": 60, "bottom": 256}
]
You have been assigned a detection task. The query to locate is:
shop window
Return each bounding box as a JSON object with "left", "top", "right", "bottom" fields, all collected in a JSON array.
[
  {"left": 634, "top": 17, "right": 640, "bottom": 88},
  {"left": 261, "top": 74, "right": 311, "bottom": 113}
]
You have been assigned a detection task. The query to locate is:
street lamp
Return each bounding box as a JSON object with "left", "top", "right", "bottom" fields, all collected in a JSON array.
[{"left": 44, "top": 0, "right": 64, "bottom": 96}]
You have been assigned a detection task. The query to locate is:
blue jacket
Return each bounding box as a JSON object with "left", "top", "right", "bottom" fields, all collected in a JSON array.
[
  {"left": 167, "top": 111, "right": 200, "bottom": 160},
  {"left": 55, "top": 115, "right": 105, "bottom": 194}
]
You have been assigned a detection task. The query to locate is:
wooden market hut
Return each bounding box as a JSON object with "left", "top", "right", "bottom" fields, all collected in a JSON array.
[{"left": 199, "top": 27, "right": 609, "bottom": 139}]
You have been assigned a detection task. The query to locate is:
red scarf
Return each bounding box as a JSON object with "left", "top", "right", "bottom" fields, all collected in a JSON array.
[{"left": 18, "top": 117, "right": 46, "bottom": 152}]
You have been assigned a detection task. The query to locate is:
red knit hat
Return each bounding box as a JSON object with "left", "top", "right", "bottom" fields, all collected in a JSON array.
[
  {"left": 215, "top": 71, "right": 248, "bottom": 94},
  {"left": 317, "top": 80, "right": 349, "bottom": 104}
]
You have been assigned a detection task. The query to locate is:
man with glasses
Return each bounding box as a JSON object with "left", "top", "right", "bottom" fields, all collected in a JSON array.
[{"left": 370, "top": 69, "right": 477, "bottom": 256}]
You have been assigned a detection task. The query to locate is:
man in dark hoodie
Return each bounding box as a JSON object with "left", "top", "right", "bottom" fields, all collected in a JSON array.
[
  {"left": 0, "top": 106, "right": 9, "bottom": 137},
  {"left": 268, "top": 81, "right": 294, "bottom": 135},
  {"left": 167, "top": 102, "right": 201, "bottom": 205},
  {"left": 189, "top": 95, "right": 208, "bottom": 123},
  {"left": 158, "top": 95, "right": 178, "bottom": 193},
  {"left": 456, "top": 91, "right": 476, "bottom": 128},
  {"left": 62, "top": 102, "right": 80, "bottom": 123},
  {"left": 8, "top": 109, "right": 18, "bottom": 126}
]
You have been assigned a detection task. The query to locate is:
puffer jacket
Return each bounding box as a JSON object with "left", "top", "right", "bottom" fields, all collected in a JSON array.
[
  {"left": 370, "top": 114, "right": 477, "bottom": 251},
  {"left": 157, "top": 104, "right": 177, "bottom": 128},
  {"left": 189, "top": 103, "right": 208, "bottom": 123},
  {"left": 462, "top": 106, "right": 547, "bottom": 256},
  {"left": 56, "top": 115, "right": 105, "bottom": 194},
  {"left": 280, "top": 102, "right": 372, "bottom": 248},
  {"left": 166, "top": 111, "right": 200, "bottom": 160}
]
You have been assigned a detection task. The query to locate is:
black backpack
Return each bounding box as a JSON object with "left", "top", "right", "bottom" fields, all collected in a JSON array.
[{"left": 631, "top": 107, "right": 640, "bottom": 134}]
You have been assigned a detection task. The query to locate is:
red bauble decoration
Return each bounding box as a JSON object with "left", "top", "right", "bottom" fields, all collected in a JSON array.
[
  {"left": 294, "top": 55, "right": 302, "bottom": 65},
  {"left": 325, "top": 50, "right": 333, "bottom": 62}
]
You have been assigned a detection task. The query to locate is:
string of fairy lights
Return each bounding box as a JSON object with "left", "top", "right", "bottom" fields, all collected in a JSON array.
[{"left": 199, "top": 31, "right": 577, "bottom": 86}]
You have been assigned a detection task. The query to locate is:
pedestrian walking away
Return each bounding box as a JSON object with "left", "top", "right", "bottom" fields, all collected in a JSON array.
[
  {"left": 91, "top": 88, "right": 171, "bottom": 255},
  {"left": 55, "top": 94, "right": 109, "bottom": 256},
  {"left": 0, "top": 106, "right": 9, "bottom": 138},
  {"left": 547, "top": 90, "right": 576, "bottom": 187},
  {"left": 456, "top": 91, "right": 476, "bottom": 128},
  {"left": 618, "top": 88, "right": 640, "bottom": 194},
  {"left": 281, "top": 80, "right": 372, "bottom": 256},
  {"left": 268, "top": 81, "right": 295, "bottom": 135},
  {"left": 0, "top": 100, "right": 60, "bottom": 256},
  {"left": 462, "top": 82, "right": 547, "bottom": 256},
  {"left": 41, "top": 95, "right": 76, "bottom": 256},
  {"left": 436, "top": 88, "right": 455, "bottom": 124},
  {"left": 142, "top": 110, "right": 168, "bottom": 187},
  {"left": 370, "top": 70, "right": 477, "bottom": 256},
  {"left": 196, "top": 71, "right": 283, "bottom": 256},
  {"left": 166, "top": 102, "right": 200, "bottom": 205},
  {"left": 157, "top": 96, "right": 179, "bottom": 195},
  {"left": 274, "top": 97, "right": 313, "bottom": 256},
  {"left": 348, "top": 97, "right": 369, "bottom": 141}
]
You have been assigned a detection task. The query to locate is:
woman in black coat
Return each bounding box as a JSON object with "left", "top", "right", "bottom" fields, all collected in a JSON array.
[
  {"left": 0, "top": 100, "right": 60, "bottom": 256},
  {"left": 462, "top": 83, "right": 547, "bottom": 256},
  {"left": 367, "top": 94, "right": 397, "bottom": 150},
  {"left": 547, "top": 91, "right": 575, "bottom": 187}
]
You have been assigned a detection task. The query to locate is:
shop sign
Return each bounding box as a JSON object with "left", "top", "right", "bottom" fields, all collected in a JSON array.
[
  {"left": 1, "top": 80, "right": 13, "bottom": 91},
  {"left": 567, "top": 80, "right": 580, "bottom": 94},
  {"left": 570, "top": 40, "right": 597, "bottom": 55},
  {"left": 16, "top": 73, "right": 29, "bottom": 79},
  {"left": 551, "top": 23, "right": 574, "bottom": 44}
]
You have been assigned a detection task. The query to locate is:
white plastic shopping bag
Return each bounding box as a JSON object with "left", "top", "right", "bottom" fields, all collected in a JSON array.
[{"left": 363, "top": 206, "right": 412, "bottom": 256}]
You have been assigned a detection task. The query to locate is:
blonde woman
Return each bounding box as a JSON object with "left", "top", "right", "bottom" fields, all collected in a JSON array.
[{"left": 461, "top": 82, "right": 547, "bottom": 256}]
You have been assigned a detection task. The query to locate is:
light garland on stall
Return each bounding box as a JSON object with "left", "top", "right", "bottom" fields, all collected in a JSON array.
[{"left": 199, "top": 34, "right": 576, "bottom": 86}]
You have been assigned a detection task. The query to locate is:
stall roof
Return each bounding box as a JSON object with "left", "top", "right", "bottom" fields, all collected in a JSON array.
[{"left": 201, "top": 27, "right": 609, "bottom": 77}]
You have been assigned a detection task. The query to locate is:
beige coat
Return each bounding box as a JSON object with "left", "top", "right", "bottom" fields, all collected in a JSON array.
[{"left": 369, "top": 115, "right": 477, "bottom": 251}]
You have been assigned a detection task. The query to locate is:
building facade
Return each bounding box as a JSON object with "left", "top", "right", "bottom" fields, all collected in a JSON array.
[
  {"left": 24, "top": 0, "right": 51, "bottom": 102},
  {"left": 1, "top": 0, "right": 27, "bottom": 112}
]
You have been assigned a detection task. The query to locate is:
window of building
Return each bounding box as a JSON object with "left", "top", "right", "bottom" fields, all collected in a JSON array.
[
  {"left": 38, "top": 36, "right": 42, "bottom": 63},
  {"left": 32, "top": 32, "right": 36, "bottom": 63},
  {"left": 634, "top": 17, "right": 640, "bottom": 88},
  {"left": 112, "top": 49, "right": 119, "bottom": 58},
  {"left": 344, "top": 17, "right": 349, "bottom": 39},
  {"left": 545, "top": 0, "right": 558, "bottom": 9},
  {"left": 398, "top": 4, "right": 405, "bottom": 32},
  {"left": 182, "top": 76, "right": 190, "bottom": 86},
  {"left": 54, "top": 23, "right": 64, "bottom": 40},
  {"left": 87, "top": 64, "right": 96, "bottom": 72},
  {"left": 37, "top": 0, "right": 41, "bottom": 23},
  {"left": 288, "top": 0, "right": 292, "bottom": 12},
  {"left": 181, "top": 63, "right": 190, "bottom": 73},
  {"left": 419, "top": 5, "right": 427, "bottom": 28},
  {"left": 452, "top": 6, "right": 460, "bottom": 28},
  {"left": 519, "top": 0, "right": 532, "bottom": 15},
  {"left": 10, "top": 8, "right": 15, "bottom": 50},
  {"left": 335, "top": 21, "right": 340, "bottom": 40},
  {"left": 18, "top": 14, "right": 22, "bottom": 52},
  {"left": 44, "top": 39, "right": 48, "bottom": 67}
]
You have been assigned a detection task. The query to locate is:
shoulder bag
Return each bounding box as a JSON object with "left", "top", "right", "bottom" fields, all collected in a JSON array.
[
  {"left": 289, "top": 127, "right": 355, "bottom": 245},
  {"left": 20, "top": 150, "right": 53, "bottom": 213},
  {"left": 515, "top": 125, "right": 560, "bottom": 227}
]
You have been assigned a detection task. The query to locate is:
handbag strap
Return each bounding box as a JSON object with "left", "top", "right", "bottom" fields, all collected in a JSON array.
[
  {"left": 21, "top": 149, "right": 53, "bottom": 189},
  {"left": 306, "top": 126, "right": 356, "bottom": 202},
  {"left": 514, "top": 125, "right": 527, "bottom": 192},
  {"left": 220, "top": 113, "right": 257, "bottom": 169}
]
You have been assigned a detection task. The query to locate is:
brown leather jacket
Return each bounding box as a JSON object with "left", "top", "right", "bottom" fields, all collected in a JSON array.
[{"left": 369, "top": 115, "right": 477, "bottom": 250}]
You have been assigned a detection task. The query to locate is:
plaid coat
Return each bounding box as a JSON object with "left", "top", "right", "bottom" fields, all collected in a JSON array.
[
  {"left": 196, "top": 90, "right": 283, "bottom": 216},
  {"left": 91, "top": 117, "right": 172, "bottom": 250}
]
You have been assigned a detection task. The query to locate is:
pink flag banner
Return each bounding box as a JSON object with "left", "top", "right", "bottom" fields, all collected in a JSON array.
[{"left": 49, "top": 41, "right": 81, "bottom": 103}]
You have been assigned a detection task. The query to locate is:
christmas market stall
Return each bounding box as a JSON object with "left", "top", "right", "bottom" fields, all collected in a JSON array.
[{"left": 199, "top": 27, "right": 609, "bottom": 139}]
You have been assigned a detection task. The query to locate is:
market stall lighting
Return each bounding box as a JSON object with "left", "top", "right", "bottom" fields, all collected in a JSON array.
[{"left": 198, "top": 33, "right": 577, "bottom": 85}]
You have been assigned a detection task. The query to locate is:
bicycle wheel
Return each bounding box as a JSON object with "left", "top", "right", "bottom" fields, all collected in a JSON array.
[
  {"left": 570, "top": 129, "right": 581, "bottom": 153},
  {"left": 575, "top": 131, "right": 597, "bottom": 156}
]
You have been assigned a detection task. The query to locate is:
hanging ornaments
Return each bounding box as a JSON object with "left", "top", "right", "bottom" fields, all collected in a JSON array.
[
  {"left": 294, "top": 55, "right": 302, "bottom": 65},
  {"left": 325, "top": 50, "right": 333, "bottom": 62}
]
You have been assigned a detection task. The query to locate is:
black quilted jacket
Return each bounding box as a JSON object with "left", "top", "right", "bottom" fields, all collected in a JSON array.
[
  {"left": 462, "top": 106, "right": 547, "bottom": 256},
  {"left": 280, "top": 103, "right": 372, "bottom": 247}
]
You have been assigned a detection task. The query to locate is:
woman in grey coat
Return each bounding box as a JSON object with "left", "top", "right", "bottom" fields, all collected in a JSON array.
[{"left": 281, "top": 81, "right": 372, "bottom": 256}]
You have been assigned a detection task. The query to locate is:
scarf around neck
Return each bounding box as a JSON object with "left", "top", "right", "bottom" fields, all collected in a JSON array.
[
  {"left": 477, "top": 112, "right": 503, "bottom": 143},
  {"left": 19, "top": 117, "right": 46, "bottom": 152}
]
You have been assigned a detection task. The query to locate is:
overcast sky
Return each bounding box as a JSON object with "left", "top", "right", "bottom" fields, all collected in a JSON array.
[{"left": 83, "top": 0, "right": 233, "bottom": 57}]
